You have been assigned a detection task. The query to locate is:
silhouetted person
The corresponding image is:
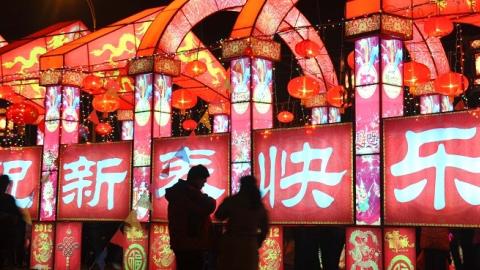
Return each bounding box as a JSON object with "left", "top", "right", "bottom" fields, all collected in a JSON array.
[
  {"left": 215, "top": 175, "right": 269, "bottom": 270},
  {"left": 0, "top": 174, "right": 25, "bottom": 267},
  {"left": 166, "top": 165, "right": 216, "bottom": 270}
]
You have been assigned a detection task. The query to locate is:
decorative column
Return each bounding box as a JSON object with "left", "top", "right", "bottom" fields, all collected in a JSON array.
[
  {"left": 209, "top": 101, "right": 230, "bottom": 133},
  {"left": 301, "top": 94, "right": 342, "bottom": 124},
  {"left": 415, "top": 82, "right": 454, "bottom": 114}
]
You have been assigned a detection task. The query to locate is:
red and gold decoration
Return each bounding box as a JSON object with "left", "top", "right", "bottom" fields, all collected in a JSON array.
[
  {"left": 149, "top": 224, "right": 175, "bottom": 270},
  {"left": 434, "top": 72, "right": 469, "bottom": 96},
  {"left": 259, "top": 226, "right": 283, "bottom": 270},
  {"left": 384, "top": 228, "right": 416, "bottom": 270},
  {"left": 424, "top": 16, "right": 454, "bottom": 38},
  {"left": 105, "top": 78, "right": 121, "bottom": 92},
  {"left": 54, "top": 223, "right": 81, "bottom": 270},
  {"left": 345, "top": 13, "right": 412, "bottom": 40},
  {"left": 295, "top": 39, "right": 321, "bottom": 58},
  {"left": 403, "top": 61, "right": 430, "bottom": 87},
  {"left": 346, "top": 227, "right": 382, "bottom": 269},
  {"left": 171, "top": 89, "right": 197, "bottom": 110},
  {"left": 277, "top": 110, "right": 294, "bottom": 123},
  {"left": 287, "top": 75, "right": 320, "bottom": 99},
  {"left": 30, "top": 223, "right": 55, "bottom": 270},
  {"left": 184, "top": 59, "right": 207, "bottom": 77},
  {"left": 95, "top": 122, "right": 113, "bottom": 135},
  {"left": 182, "top": 119, "right": 197, "bottom": 131},
  {"left": 154, "top": 55, "right": 181, "bottom": 76},
  {"left": 7, "top": 101, "right": 39, "bottom": 125},
  {"left": 221, "top": 37, "right": 281, "bottom": 62},
  {"left": 82, "top": 74, "right": 103, "bottom": 93},
  {"left": 326, "top": 85, "right": 345, "bottom": 108},
  {"left": 124, "top": 224, "right": 149, "bottom": 270},
  {"left": 92, "top": 91, "right": 120, "bottom": 113}
]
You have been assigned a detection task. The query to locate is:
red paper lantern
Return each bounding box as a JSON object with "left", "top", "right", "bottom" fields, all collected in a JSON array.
[
  {"left": 95, "top": 122, "right": 112, "bottom": 136},
  {"left": 424, "top": 17, "right": 454, "bottom": 38},
  {"left": 403, "top": 61, "right": 430, "bottom": 87},
  {"left": 182, "top": 119, "right": 197, "bottom": 131},
  {"left": 434, "top": 72, "right": 469, "bottom": 96},
  {"left": 287, "top": 76, "right": 320, "bottom": 99},
  {"left": 92, "top": 92, "right": 120, "bottom": 113},
  {"left": 105, "top": 79, "right": 121, "bottom": 92},
  {"left": 295, "top": 39, "right": 321, "bottom": 58},
  {"left": 277, "top": 111, "right": 294, "bottom": 123},
  {"left": 0, "top": 85, "right": 14, "bottom": 99},
  {"left": 185, "top": 60, "right": 207, "bottom": 77},
  {"left": 326, "top": 86, "right": 345, "bottom": 108},
  {"left": 6, "top": 102, "right": 39, "bottom": 125},
  {"left": 347, "top": 51, "right": 355, "bottom": 70},
  {"left": 172, "top": 89, "right": 197, "bottom": 110},
  {"left": 83, "top": 75, "right": 103, "bottom": 92}
]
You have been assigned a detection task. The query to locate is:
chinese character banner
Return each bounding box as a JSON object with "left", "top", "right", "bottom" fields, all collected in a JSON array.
[
  {"left": 58, "top": 142, "right": 132, "bottom": 220},
  {"left": 253, "top": 124, "right": 353, "bottom": 224},
  {"left": 0, "top": 146, "right": 42, "bottom": 220},
  {"left": 384, "top": 111, "right": 480, "bottom": 226},
  {"left": 384, "top": 227, "right": 416, "bottom": 270},
  {"left": 152, "top": 133, "right": 230, "bottom": 221}
]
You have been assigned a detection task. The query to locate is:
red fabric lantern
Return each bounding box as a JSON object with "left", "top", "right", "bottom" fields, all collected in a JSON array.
[
  {"left": 172, "top": 89, "right": 197, "bottom": 110},
  {"left": 424, "top": 17, "right": 454, "bottom": 38},
  {"left": 6, "top": 102, "right": 39, "bottom": 125},
  {"left": 95, "top": 122, "right": 112, "bottom": 136},
  {"left": 105, "top": 79, "right": 121, "bottom": 92},
  {"left": 83, "top": 75, "right": 103, "bottom": 92},
  {"left": 185, "top": 60, "right": 207, "bottom": 77},
  {"left": 0, "top": 85, "right": 14, "bottom": 99},
  {"left": 182, "top": 119, "right": 197, "bottom": 131},
  {"left": 277, "top": 111, "right": 294, "bottom": 123},
  {"left": 434, "top": 72, "right": 469, "bottom": 96},
  {"left": 287, "top": 76, "right": 320, "bottom": 99},
  {"left": 326, "top": 86, "right": 345, "bottom": 108},
  {"left": 347, "top": 51, "right": 355, "bottom": 70},
  {"left": 403, "top": 61, "right": 431, "bottom": 87},
  {"left": 295, "top": 39, "right": 321, "bottom": 58},
  {"left": 92, "top": 92, "right": 120, "bottom": 113}
]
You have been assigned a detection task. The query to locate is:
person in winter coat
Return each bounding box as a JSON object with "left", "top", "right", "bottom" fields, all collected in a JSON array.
[
  {"left": 166, "top": 165, "right": 216, "bottom": 270},
  {"left": 215, "top": 175, "right": 269, "bottom": 270}
]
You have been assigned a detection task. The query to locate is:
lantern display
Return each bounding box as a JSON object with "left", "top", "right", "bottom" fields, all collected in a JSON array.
[
  {"left": 0, "top": 85, "right": 14, "bottom": 99},
  {"left": 185, "top": 60, "right": 207, "bottom": 77},
  {"left": 182, "top": 119, "right": 197, "bottom": 131},
  {"left": 295, "top": 39, "right": 321, "bottom": 58},
  {"left": 6, "top": 102, "right": 39, "bottom": 125},
  {"left": 95, "top": 122, "right": 113, "bottom": 135},
  {"left": 83, "top": 75, "right": 103, "bottom": 93},
  {"left": 105, "top": 79, "right": 121, "bottom": 92},
  {"left": 277, "top": 111, "right": 294, "bottom": 123},
  {"left": 347, "top": 51, "right": 355, "bottom": 70},
  {"left": 434, "top": 72, "right": 469, "bottom": 96},
  {"left": 326, "top": 86, "right": 345, "bottom": 108},
  {"left": 287, "top": 76, "right": 320, "bottom": 99},
  {"left": 403, "top": 61, "right": 430, "bottom": 87},
  {"left": 424, "top": 17, "right": 454, "bottom": 38},
  {"left": 92, "top": 92, "right": 120, "bottom": 113},
  {"left": 172, "top": 89, "right": 197, "bottom": 110}
]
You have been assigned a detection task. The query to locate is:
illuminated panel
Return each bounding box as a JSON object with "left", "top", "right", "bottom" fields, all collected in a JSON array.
[
  {"left": 153, "top": 74, "right": 172, "bottom": 138},
  {"left": 382, "top": 85, "right": 403, "bottom": 118},
  {"left": 381, "top": 39, "right": 403, "bottom": 118},
  {"left": 312, "top": 107, "right": 328, "bottom": 125},
  {"left": 346, "top": 227, "right": 382, "bottom": 269},
  {"left": 149, "top": 223, "right": 176, "bottom": 270},
  {"left": 41, "top": 86, "right": 61, "bottom": 221},
  {"left": 384, "top": 111, "right": 480, "bottom": 226},
  {"left": 133, "top": 167, "right": 150, "bottom": 221},
  {"left": 134, "top": 74, "right": 153, "bottom": 167},
  {"left": 30, "top": 222, "right": 55, "bottom": 269},
  {"left": 356, "top": 85, "right": 380, "bottom": 154},
  {"left": 57, "top": 142, "right": 132, "bottom": 220},
  {"left": 420, "top": 95, "right": 440, "bottom": 114},
  {"left": 213, "top": 115, "right": 229, "bottom": 133},
  {"left": 0, "top": 147, "right": 42, "bottom": 220},
  {"left": 61, "top": 86, "right": 80, "bottom": 144},
  {"left": 258, "top": 226, "right": 283, "bottom": 270},
  {"left": 54, "top": 222, "right": 82, "bottom": 270},
  {"left": 329, "top": 107, "right": 341, "bottom": 123},
  {"left": 441, "top": 95, "right": 453, "bottom": 112},
  {"left": 124, "top": 224, "right": 149, "bottom": 270},
  {"left": 151, "top": 134, "right": 230, "bottom": 221},
  {"left": 37, "top": 129, "right": 44, "bottom": 145},
  {"left": 355, "top": 155, "right": 380, "bottom": 225},
  {"left": 252, "top": 58, "right": 273, "bottom": 130},
  {"left": 384, "top": 228, "right": 416, "bottom": 269},
  {"left": 253, "top": 124, "right": 353, "bottom": 224},
  {"left": 355, "top": 37, "right": 379, "bottom": 87},
  {"left": 121, "top": 120, "right": 134, "bottom": 140}
]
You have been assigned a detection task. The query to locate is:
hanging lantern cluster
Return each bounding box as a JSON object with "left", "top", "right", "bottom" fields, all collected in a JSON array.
[
  {"left": 92, "top": 92, "right": 120, "bottom": 113},
  {"left": 287, "top": 76, "right": 320, "bottom": 99},
  {"left": 295, "top": 39, "right": 321, "bottom": 58},
  {"left": 403, "top": 61, "right": 431, "bottom": 87},
  {"left": 172, "top": 89, "right": 197, "bottom": 110},
  {"left": 182, "top": 119, "right": 197, "bottom": 131},
  {"left": 83, "top": 75, "right": 104, "bottom": 94},
  {"left": 277, "top": 111, "right": 294, "bottom": 123},
  {"left": 185, "top": 60, "right": 207, "bottom": 77},
  {"left": 6, "top": 102, "right": 39, "bottom": 125},
  {"left": 326, "top": 86, "right": 345, "bottom": 108},
  {"left": 424, "top": 17, "right": 454, "bottom": 38},
  {"left": 105, "top": 79, "right": 121, "bottom": 92},
  {"left": 434, "top": 72, "right": 469, "bottom": 96},
  {"left": 95, "top": 122, "right": 112, "bottom": 136}
]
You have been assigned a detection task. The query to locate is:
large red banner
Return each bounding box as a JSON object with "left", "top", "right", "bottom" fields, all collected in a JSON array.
[
  {"left": 253, "top": 124, "right": 353, "bottom": 224},
  {"left": 58, "top": 142, "right": 132, "bottom": 220},
  {"left": 384, "top": 228, "right": 416, "bottom": 270},
  {"left": 0, "top": 146, "right": 42, "bottom": 220},
  {"left": 152, "top": 134, "right": 230, "bottom": 221},
  {"left": 30, "top": 222, "right": 55, "bottom": 269},
  {"left": 384, "top": 111, "right": 480, "bottom": 226}
]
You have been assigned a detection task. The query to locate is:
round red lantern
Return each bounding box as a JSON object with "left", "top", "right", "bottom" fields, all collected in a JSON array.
[
  {"left": 326, "top": 86, "right": 345, "bottom": 108},
  {"left": 185, "top": 60, "right": 207, "bottom": 77},
  {"left": 424, "top": 17, "right": 454, "bottom": 38},
  {"left": 434, "top": 72, "right": 469, "bottom": 96},
  {"left": 295, "top": 39, "right": 321, "bottom": 58},
  {"left": 6, "top": 102, "right": 39, "bottom": 125},
  {"left": 347, "top": 51, "right": 355, "bottom": 70},
  {"left": 277, "top": 111, "right": 294, "bottom": 123},
  {"left": 83, "top": 75, "right": 103, "bottom": 92},
  {"left": 105, "top": 79, "right": 121, "bottom": 92},
  {"left": 95, "top": 122, "right": 112, "bottom": 136},
  {"left": 182, "top": 119, "right": 197, "bottom": 131},
  {"left": 0, "top": 85, "right": 14, "bottom": 99},
  {"left": 92, "top": 92, "right": 120, "bottom": 113},
  {"left": 172, "top": 89, "right": 197, "bottom": 110},
  {"left": 403, "top": 61, "right": 430, "bottom": 87},
  {"left": 287, "top": 76, "right": 320, "bottom": 99}
]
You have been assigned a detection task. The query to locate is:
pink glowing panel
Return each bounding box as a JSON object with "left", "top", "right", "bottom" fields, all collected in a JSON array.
[
  {"left": 441, "top": 95, "right": 453, "bottom": 112},
  {"left": 420, "top": 95, "right": 441, "bottom": 114},
  {"left": 213, "top": 115, "right": 229, "bottom": 133},
  {"left": 42, "top": 127, "right": 60, "bottom": 171},
  {"left": 153, "top": 74, "right": 172, "bottom": 138},
  {"left": 356, "top": 155, "right": 381, "bottom": 225},
  {"left": 37, "top": 130, "right": 44, "bottom": 145},
  {"left": 135, "top": 74, "right": 153, "bottom": 113},
  {"left": 45, "top": 86, "right": 61, "bottom": 122},
  {"left": 382, "top": 85, "right": 403, "bottom": 118},
  {"left": 312, "top": 107, "right": 328, "bottom": 125},
  {"left": 231, "top": 58, "right": 251, "bottom": 103},
  {"left": 133, "top": 167, "right": 151, "bottom": 222},
  {"left": 40, "top": 171, "right": 58, "bottom": 221},
  {"left": 381, "top": 39, "right": 403, "bottom": 86},
  {"left": 355, "top": 37, "right": 380, "bottom": 87},
  {"left": 231, "top": 162, "right": 251, "bottom": 194},
  {"left": 356, "top": 85, "right": 380, "bottom": 155},
  {"left": 134, "top": 74, "right": 153, "bottom": 167},
  {"left": 61, "top": 86, "right": 80, "bottom": 144},
  {"left": 121, "top": 120, "right": 134, "bottom": 140},
  {"left": 328, "top": 107, "right": 341, "bottom": 123},
  {"left": 232, "top": 102, "right": 251, "bottom": 163},
  {"left": 252, "top": 59, "right": 272, "bottom": 130}
]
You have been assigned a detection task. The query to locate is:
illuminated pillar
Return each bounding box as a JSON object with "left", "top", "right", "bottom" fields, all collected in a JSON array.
[
  {"left": 418, "top": 84, "right": 454, "bottom": 114},
  {"left": 304, "top": 94, "right": 342, "bottom": 124},
  {"left": 209, "top": 102, "right": 230, "bottom": 133}
]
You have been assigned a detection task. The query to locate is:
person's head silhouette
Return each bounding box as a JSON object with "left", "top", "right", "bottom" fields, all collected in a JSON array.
[
  {"left": 0, "top": 174, "right": 11, "bottom": 194},
  {"left": 187, "top": 165, "right": 210, "bottom": 190}
]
